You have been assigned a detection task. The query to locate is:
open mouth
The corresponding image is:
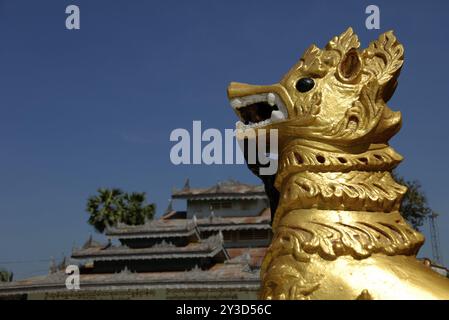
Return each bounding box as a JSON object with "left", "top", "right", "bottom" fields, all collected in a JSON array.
[{"left": 230, "top": 93, "right": 288, "bottom": 130}]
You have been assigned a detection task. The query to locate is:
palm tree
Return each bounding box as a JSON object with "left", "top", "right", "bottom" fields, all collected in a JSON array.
[
  {"left": 86, "top": 188, "right": 156, "bottom": 233},
  {"left": 86, "top": 188, "right": 125, "bottom": 233},
  {"left": 122, "top": 192, "right": 156, "bottom": 226},
  {"left": 0, "top": 269, "right": 13, "bottom": 282}
]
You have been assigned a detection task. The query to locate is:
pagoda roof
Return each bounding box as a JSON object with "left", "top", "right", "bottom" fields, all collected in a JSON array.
[
  {"left": 82, "top": 235, "right": 106, "bottom": 249},
  {"left": 0, "top": 263, "right": 260, "bottom": 297},
  {"left": 172, "top": 179, "right": 267, "bottom": 200},
  {"left": 161, "top": 210, "right": 186, "bottom": 220},
  {"left": 71, "top": 234, "right": 228, "bottom": 262},
  {"left": 105, "top": 218, "right": 200, "bottom": 239},
  {"left": 105, "top": 208, "right": 271, "bottom": 239},
  {"left": 196, "top": 207, "right": 271, "bottom": 231}
]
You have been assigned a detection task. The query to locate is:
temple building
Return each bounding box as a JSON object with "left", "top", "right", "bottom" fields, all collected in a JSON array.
[{"left": 0, "top": 180, "right": 272, "bottom": 300}]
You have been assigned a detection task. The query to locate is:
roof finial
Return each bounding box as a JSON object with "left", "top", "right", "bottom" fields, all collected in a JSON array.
[
  {"left": 183, "top": 178, "right": 190, "bottom": 191},
  {"left": 58, "top": 256, "right": 67, "bottom": 271},
  {"left": 82, "top": 234, "right": 93, "bottom": 249},
  {"left": 49, "top": 256, "right": 57, "bottom": 274},
  {"left": 165, "top": 199, "right": 174, "bottom": 214}
]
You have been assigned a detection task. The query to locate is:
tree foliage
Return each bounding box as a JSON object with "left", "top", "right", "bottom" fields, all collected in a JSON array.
[
  {"left": 393, "top": 172, "right": 432, "bottom": 230},
  {"left": 86, "top": 188, "right": 155, "bottom": 233},
  {"left": 0, "top": 269, "right": 13, "bottom": 282}
]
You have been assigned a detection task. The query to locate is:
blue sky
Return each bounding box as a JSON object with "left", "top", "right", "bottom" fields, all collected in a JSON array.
[{"left": 0, "top": 0, "right": 449, "bottom": 279}]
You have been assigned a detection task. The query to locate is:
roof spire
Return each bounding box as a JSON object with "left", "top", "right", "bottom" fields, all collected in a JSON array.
[
  {"left": 165, "top": 199, "right": 174, "bottom": 214},
  {"left": 82, "top": 234, "right": 93, "bottom": 249},
  {"left": 183, "top": 178, "right": 190, "bottom": 191},
  {"left": 58, "top": 256, "right": 67, "bottom": 271},
  {"left": 49, "top": 256, "right": 57, "bottom": 274}
]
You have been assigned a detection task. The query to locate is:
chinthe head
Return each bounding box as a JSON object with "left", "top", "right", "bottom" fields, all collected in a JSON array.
[{"left": 228, "top": 28, "right": 403, "bottom": 150}]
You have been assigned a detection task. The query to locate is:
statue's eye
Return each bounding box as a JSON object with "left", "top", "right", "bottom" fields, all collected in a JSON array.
[{"left": 295, "top": 78, "right": 315, "bottom": 93}]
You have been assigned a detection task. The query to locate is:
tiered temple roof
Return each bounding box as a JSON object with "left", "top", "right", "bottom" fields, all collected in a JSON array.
[
  {"left": 0, "top": 263, "right": 260, "bottom": 299},
  {"left": 0, "top": 180, "right": 271, "bottom": 299},
  {"left": 106, "top": 218, "right": 199, "bottom": 239},
  {"left": 72, "top": 234, "right": 229, "bottom": 262}
]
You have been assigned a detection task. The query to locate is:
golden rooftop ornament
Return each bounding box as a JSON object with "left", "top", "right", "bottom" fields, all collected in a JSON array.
[{"left": 228, "top": 27, "right": 449, "bottom": 299}]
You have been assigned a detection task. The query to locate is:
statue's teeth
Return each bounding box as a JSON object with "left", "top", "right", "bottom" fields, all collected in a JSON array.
[
  {"left": 271, "top": 110, "right": 285, "bottom": 121},
  {"left": 267, "top": 93, "right": 276, "bottom": 106},
  {"left": 231, "top": 99, "right": 242, "bottom": 109}
]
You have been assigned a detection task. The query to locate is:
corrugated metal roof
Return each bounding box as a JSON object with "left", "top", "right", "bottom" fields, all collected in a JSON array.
[
  {"left": 172, "top": 180, "right": 267, "bottom": 199},
  {"left": 105, "top": 208, "right": 272, "bottom": 239},
  {"left": 106, "top": 219, "right": 196, "bottom": 236},
  {"left": 72, "top": 235, "right": 227, "bottom": 261},
  {"left": 0, "top": 263, "right": 260, "bottom": 296}
]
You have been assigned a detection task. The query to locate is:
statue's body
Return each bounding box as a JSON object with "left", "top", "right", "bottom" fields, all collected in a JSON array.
[{"left": 228, "top": 28, "right": 449, "bottom": 299}]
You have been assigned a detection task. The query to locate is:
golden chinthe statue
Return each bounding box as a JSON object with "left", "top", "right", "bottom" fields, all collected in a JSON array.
[{"left": 228, "top": 28, "right": 449, "bottom": 299}]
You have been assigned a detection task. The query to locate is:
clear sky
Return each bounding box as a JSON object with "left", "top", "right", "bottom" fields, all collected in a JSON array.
[{"left": 1, "top": 0, "right": 449, "bottom": 279}]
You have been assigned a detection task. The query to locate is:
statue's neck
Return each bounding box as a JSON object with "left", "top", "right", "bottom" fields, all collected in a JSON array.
[
  {"left": 274, "top": 138, "right": 404, "bottom": 191},
  {"left": 270, "top": 139, "right": 424, "bottom": 259}
]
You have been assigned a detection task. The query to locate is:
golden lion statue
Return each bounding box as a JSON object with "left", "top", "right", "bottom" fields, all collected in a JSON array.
[{"left": 228, "top": 28, "right": 449, "bottom": 299}]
